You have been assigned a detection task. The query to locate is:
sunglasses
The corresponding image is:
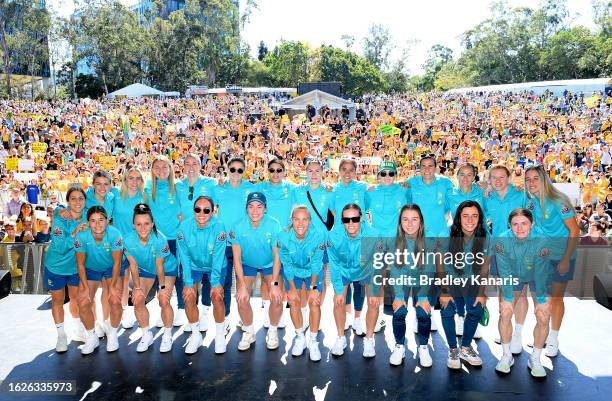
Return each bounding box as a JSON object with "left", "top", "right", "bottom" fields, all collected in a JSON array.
[
  {"left": 135, "top": 204, "right": 151, "bottom": 212},
  {"left": 194, "top": 207, "right": 212, "bottom": 214},
  {"left": 268, "top": 168, "right": 284, "bottom": 174},
  {"left": 379, "top": 171, "right": 396, "bottom": 177},
  {"left": 229, "top": 167, "right": 244, "bottom": 174},
  {"left": 341, "top": 216, "right": 361, "bottom": 224},
  {"left": 188, "top": 186, "right": 194, "bottom": 201}
]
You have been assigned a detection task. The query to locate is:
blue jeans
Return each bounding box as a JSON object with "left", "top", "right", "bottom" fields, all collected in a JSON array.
[
  {"left": 200, "top": 246, "right": 233, "bottom": 316},
  {"left": 440, "top": 296, "right": 483, "bottom": 348},
  {"left": 346, "top": 281, "right": 364, "bottom": 312},
  {"left": 392, "top": 304, "right": 431, "bottom": 346}
]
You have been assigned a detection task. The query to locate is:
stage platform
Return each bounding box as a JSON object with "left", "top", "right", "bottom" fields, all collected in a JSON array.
[{"left": 0, "top": 294, "right": 611, "bottom": 401}]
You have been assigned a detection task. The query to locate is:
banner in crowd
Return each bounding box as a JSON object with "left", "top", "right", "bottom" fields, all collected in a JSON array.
[{"left": 31, "top": 142, "right": 47, "bottom": 154}]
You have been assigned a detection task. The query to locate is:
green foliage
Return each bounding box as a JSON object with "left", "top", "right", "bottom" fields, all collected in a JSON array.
[{"left": 262, "top": 41, "right": 311, "bottom": 87}]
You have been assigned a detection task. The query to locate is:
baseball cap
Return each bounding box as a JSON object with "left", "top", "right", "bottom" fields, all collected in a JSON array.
[
  {"left": 246, "top": 192, "right": 267, "bottom": 207},
  {"left": 378, "top": 161, "right": 397, "bottom": 174}
]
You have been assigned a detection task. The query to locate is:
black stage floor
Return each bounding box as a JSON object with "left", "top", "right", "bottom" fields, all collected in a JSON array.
[{"left": 1, "top": 295, "right": 611, "bottom": 401}]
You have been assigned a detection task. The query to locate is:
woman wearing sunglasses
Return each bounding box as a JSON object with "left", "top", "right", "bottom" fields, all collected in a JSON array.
[
  {"left": 525, "top": 165, "right": 579, "bottom": 358},
  {"left": 493, "top": 208, "right": 552, "bottom": 377},
  {"left": 124, "top": 204, "right": 178, "bottom": 353},
  {"left": 176, "top": 153, "right": 217, "bottom": 332},
  {"left": 278, "top": 206, "right": 326, "bottom": 361},
  {"left": 177, "top": 196, "right": 229, "bottom": 354},
  {"left": 146, "top": 156, "right": 186, "bottom": 327},
  {"left": 328, "top": 203, "right": 384, "bottom": 358},
  {"left": 231, "top": 192, "right": 283, "bottom": 352},
  {"left": 75, "top": 206, "right": 125, "bottom": 355},
  {"left": 388, "top": 204, "right": 438, "bottom": 367},
  {"left": 365, "top": 161, "right": 411, "bottom": 233}
]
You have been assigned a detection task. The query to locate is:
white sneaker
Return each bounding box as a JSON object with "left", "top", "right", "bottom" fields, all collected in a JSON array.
[
  {"left": 292, "top": 334, "right": 306, "bottom": 356},
  {"left": 494, "top": 337, "right": 502, "bottom": 344},
  {"left": 460, "top": 346, "right": 482, "bottom": 366},
  {"left": 473, "top": 325, "right": 483, "bottom": 339},
  {"left": 528, "top": 357, "right": 547, "bottom": 377},
  {"left": 199, "top": 311, "right": 208, "bottom": 332},
  {"left": 224, "top": 320, "right": 230, "bottom": 336},
  {"left": 81, "top": 334, "right": 99, "bottom": 355},
  {"left": 121, "top": 308, "right": 135, "bottom": 329},
  {"left": 495, "top": 355, "right": 514, "bottom": 374},
  {"left": 353, "top": 317, "right": 364, "bottom": 336},
  {"left": 155, "top": 317, "right": 164, "bottom": 328},
  {"left": 137, "top": 330, "right": 154, "bottom": 353},
  {"left": 309, "top": 341, "right": 321, "bottom": 362},
  {"left": 418, "top": 345, "right": 432, "bottom": 367},
  {"left": 266, "top": 330, "right": 280, "bottom": 350},
  {"left": 106, "top": 328, "right": 119, "bottom": 352},
  {"left": 331, "top": 336, "right": 347, "bottom": 356},
  {"left": 510, "top": 334, "right": 523, "bottom": 354},
  {"left": 456, "top": 316, "right": 465, "bottom": 336},
  {"left": 71, "top": 323, "right": 87, "bottom": 343},
  {"left": 56, "top": 332, "right": 68, "bottom": 353},
  {"left": 374, "top": 317, "right": 386, "bottom": 333},
  {"left": 237, "top": 320, "right": 246, "bottom": 332},
  {"left": 389, "top": 344, "right": 405, "bottom": 366},
  {"left": 277, "top": 315, "right": 287, "bottom": 329},
  {"left": 215, "top": 333, "right": 227, "bottom": 354},
  {"left": 160, "top": 333, "right": 173, "bottom": 353},
  {"left": 173, "top": 309, "right": 186, "bottom": 327},
  {"left": 94, "top": 321, "right": 106, "bottom": 338},
  {"left": 546, "top": 338, "right": 559, "bottom": 357},
  {"left": 363, "top": 337, "right": 376, "bottom": 358},
  {"left": 184, "top": 331, "right": 203, "bottom": 354},
  {"left": 447, "top": 347, "right": 461, "bottom": 369},
  {"left": 238, "top": 332, "right": 256, "bottom": 351}
]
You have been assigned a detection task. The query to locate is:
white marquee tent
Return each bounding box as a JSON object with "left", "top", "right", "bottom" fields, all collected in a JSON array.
[
  {"left": 107, "top": 83, "right": 166, "bottom": 99},
  {"left": 282, "top": 90, "right": 356, "bottom": 120}
]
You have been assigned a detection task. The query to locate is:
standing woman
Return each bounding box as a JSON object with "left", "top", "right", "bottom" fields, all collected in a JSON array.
[
  {"left": 524, "top": 165, "right": 579, "bottom": 357},
  {"left": 438, "top": 200, "right": 489, "bottom": 370},
  {"left": 388, "top": 204, "right": 436, "bottom": 367},
  {"left": 75, "top": 206, "right": 125, "bottom": 355},
  {"left": 44, "top": 187, "right": 87, "bottom": 353},
  {"left": 124, "top": 204, "right": 177, "bottom": 353},
  {"left": 366, "top": 161, "right": 411, "bottom": 233},
  {"left": 112, "top": 167, "right": 148, "bottom": 330},
  {"left": 278, "top": 206, "right": 326, "bottom": 361},
  {"left": 146, "top": 156, "right": 185, "bottom": 327},
  {"left": 231, "top": 192, "right": 283, "bottom": 351},
  {"left": 177, "top": 196, "right": 228, "bottom": 355}
]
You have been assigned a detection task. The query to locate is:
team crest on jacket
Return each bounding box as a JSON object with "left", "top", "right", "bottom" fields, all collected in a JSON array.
[
  {"left": 527, "top": 201, "right": 534, "bottom": 211},
  {"left": 318, "top": 243, "right": 326, "bottom": 251},
  {"left": 217, "top": 231, "right": 226, "bottom": 242},
  {"left": 560, "top": 205, "right": 570, "bottom": 214},
  {"left": 114, "top": 238, "right": 123, "bottom": 247},
  {"left": 53, "top": 226, "right": 63, "bottom": 237},
  {"left": 74, "top": 239, "right": 82, "bottom": 249},
  {"left": 229, "top": 230, "right": 235, "bottom": 240},
  {"left": 161, "top": 244, "right": 169, "bottom": 254},
  {"left": 177, "top": 232, "right": 184, "bottom": 241},
  {"left": 376, "top": 241, "right": 384, "bottom": 252},
  {"left": 494, "top": 243, "right": 504, "bottom": 255}
]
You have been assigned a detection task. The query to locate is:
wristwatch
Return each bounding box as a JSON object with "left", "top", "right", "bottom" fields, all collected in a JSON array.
[
  {"left": 310, "top": 285, "right": 318, "bottom": 290},
  {"left": 272, "top": 281, "right": 279, "bottom": 286}
]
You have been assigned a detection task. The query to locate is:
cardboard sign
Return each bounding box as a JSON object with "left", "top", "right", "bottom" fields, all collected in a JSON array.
[{"left": 31, "top": 142, "right": 47, "bottom": 153}]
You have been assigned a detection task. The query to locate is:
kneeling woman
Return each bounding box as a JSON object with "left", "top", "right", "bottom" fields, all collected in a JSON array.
[
  {"left": 178, "top": 196, "right": 229, "bottom": 355},
  {"left": 494, "top": 208, "right": 552, "bottom": 378},
  {"left": 438, "top": 200, "right": 489, "bottom": 370},
  {"left": 388, "top": 204, "right": 437, "bottom": 367},
  {"left": 124, "top": 204, "right": 178, "bottom": 353},
  {"left": 75, "top": 206, "right": 125, "bottom": 355},
  {"left": 278, "top": 206, "right": 326, "bottom": 361}
]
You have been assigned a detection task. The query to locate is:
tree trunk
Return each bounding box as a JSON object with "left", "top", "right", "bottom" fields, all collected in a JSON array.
[{"left": 1, "top": 27, "right": 11, "bottom": 99}]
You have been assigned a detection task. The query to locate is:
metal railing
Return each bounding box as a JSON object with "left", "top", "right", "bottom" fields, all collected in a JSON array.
[{"left": 0, "top": 243, "right": 50, "bottom": 295}]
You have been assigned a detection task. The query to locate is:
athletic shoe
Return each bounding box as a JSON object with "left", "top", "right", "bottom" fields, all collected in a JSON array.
[
  {"left": 510, "top": 334, "right": 523, "bottom": 355},
  {"left": 528, "top": 357, "right": 547, "bottom": 378},
  {"left": 238, "top": 332, "right": 256, "bottom": 351},
  {"left": 155, "top": 317, "right": 164, "bottom": 328},
  {"left": 277, "top": 315, "right": 287, "bottom": 329},
  {"left": 94, "top": 321, "right": 107, "bottom": 338},
  {"left": 418, "top": 345, "right": 432, "bottom": 367},
  {"left": 389, "top": 344, "right": 405, "bottom": 366},
  {"left": 495, "top": 355, "right": 514, "bottom": 374},
  {"left": 184, "top": 331, "right": 203, "bottom": 354},
  {"left": 291, "top": 334, "right": 306, "bottom": 356},
  {"left": 460, "top": 346, "right": 483, "bottom": 366},
  {"left": 309, "top": 341, "right": 321, "bottom": 362},
  {"left": 353, "top": 317, "right": 364, "bottom": 336},
  {"left": 137, "top": 330, "right": 154, "bottom": 353},
  {"left": 266, "top": 330, "right": 280, "bottom": 350},
  {"left": 374, "top": 317, "right": 386, "bottom": 333},
  {"left": 173, "top": 309, "right": 186, "bottom": 327},
  {"left": 214, "top": 333, "right": 227, "bottom": 354},
  {"left": 121, "top": 308, "right": 135, "bottom": 329},
  {"left": 56, "top": 332, "right": 68, "bottom": 353},
  {"left": 363, "top": 337, "right": 376, "bottom": 358},
  {"left": 237, "top": 320, "right": 246, "bottom": 332},
  {"left": 199, "top": 311, "right": 208, "bottom": 332},
  {"left": 456, "top": 316, "right": 465, "bottom": 336},
  {"left": 106, "top": 328, "right": 119, "bottom": 352},
  {"left": 81, "top": 334, "right": 99, "bottom": 355},
  {"left": 545, "top": 338, "right": 559, "bottom": 357},
  {"left": 160, "top": 333, "right": 173, "bottom": 353},
  {"left": 224, "top": 320, "right": 230, "bottom": 336},
  {"left": 473, "top": 326, "right": 483, "bottom": 340},
  {"left": 447, "top": 347, "right": 461, "bottom": 369},
  {"left": 71, "top": 322, "right": 87, "bottom": 343},
  {"left": 494, "top": 337, "right": 501, "bottom": 344},
  {"left": 331, "top": 336, "right": 347, "bottom": 356}
]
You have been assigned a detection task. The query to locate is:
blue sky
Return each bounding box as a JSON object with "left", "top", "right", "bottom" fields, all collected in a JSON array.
[{"left": 49, "top": 0, "right": 597, "bottom": 74}]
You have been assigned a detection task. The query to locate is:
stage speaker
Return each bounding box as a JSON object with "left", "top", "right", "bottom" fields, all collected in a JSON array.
[
  {"left": 593, "top": 273, "right": 612, "bottom": 310},
  {"left": 0, "top": 270, "right": 12, "bottom": 300}
]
